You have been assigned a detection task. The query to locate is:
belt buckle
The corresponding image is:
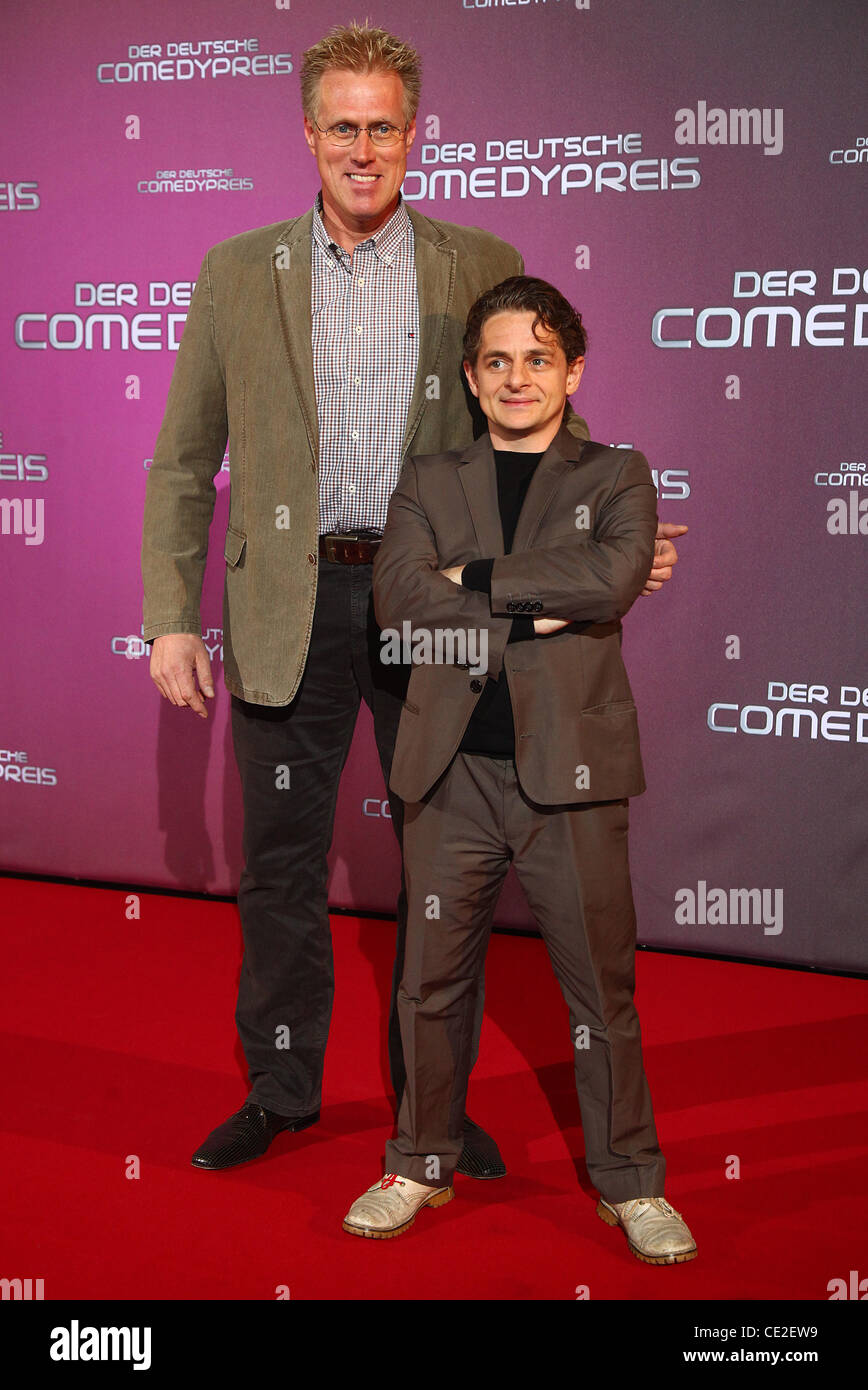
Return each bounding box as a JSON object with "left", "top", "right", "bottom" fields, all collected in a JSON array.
[
  {"left": 320, "top": 532, "right": 351, "bottom": 562},
  {"left": 321, "top": 531, "right": 379, "bottom": 563}
]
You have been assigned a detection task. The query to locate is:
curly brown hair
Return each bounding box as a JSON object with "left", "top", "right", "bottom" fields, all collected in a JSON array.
[{"left": 463, "top": 276, "right": 587, "bottom": 366}]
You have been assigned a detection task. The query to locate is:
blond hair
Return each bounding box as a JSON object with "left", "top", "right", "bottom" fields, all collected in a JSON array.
[{"left": 300, "top": 21, "right": 422, "bottom": 124}]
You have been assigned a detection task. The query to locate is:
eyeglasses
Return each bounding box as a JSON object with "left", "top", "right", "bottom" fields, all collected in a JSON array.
[{"left": 313, "top": 121, "right": 409, "bottom": 148}]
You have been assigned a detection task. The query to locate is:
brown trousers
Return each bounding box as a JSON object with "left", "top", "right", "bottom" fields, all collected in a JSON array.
[{"left": 385, "top": 753, "right": 666, "bottom": 1204}]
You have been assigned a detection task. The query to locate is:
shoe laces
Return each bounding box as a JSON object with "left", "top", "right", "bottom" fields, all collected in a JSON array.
[
  {"left": 618, "top": 1197, "right": 677, "bottom": 1221},
  {"left": 378, "top": 1173, "right": 406, "bottom": 1190}
]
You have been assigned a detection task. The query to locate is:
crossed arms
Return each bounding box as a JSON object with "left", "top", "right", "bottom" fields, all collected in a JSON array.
[{"left": 373, "top": 450, "right": 664, "bottom": 652}]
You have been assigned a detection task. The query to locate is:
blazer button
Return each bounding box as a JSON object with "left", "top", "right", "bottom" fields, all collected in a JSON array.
[
  {"left": 470, "top": 679, "right": 483, "bottom": 693},
  {"left": 307, "top": 553, "right": 316, "bottom": 564}
]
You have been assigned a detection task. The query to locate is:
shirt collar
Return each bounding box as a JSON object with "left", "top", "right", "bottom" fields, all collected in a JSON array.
[{"left": 312, "top": 192, "right": 411, "bottom": 264}]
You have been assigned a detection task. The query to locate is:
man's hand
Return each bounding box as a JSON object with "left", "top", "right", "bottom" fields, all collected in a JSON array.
[
  {"left": 641, "top": 522, "right": 688, "bottom": 595},
  {"left": 533, "top": 617, "right": 570, "bottom": 635},
  {"left": 440, "top": 565, "right": 465, "bottom": 584},
  {"left": 150, "top": 634, "right": 215, "bottom": 718}
]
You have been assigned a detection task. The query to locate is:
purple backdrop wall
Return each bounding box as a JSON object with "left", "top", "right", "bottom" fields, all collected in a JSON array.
[{"left": 2, "top": 0, "right": 865, "bottom": 971}]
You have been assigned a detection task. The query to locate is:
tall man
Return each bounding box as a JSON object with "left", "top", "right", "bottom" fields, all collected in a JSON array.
[
  {"left": 344, "top": 277, "right": 696, "bottom": 1265},
  {"left": 141, "top": 24, "right": 683, "bottom": 1178}
]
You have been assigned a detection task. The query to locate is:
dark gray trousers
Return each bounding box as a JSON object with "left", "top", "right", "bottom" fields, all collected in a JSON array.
[
  {"left": 385, "top": 753, "right": 666, "bottom": 1204},
  {"left": 229, "top": 559, "right": 485, "bottom": 1116}
]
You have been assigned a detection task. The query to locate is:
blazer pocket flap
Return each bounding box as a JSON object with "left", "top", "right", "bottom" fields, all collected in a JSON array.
[
  {"left": 582, "top": 698, "right": 636, "bottom": 716},
  {"left": 224, "top": 526, "right": 247, "bottom": 567}
]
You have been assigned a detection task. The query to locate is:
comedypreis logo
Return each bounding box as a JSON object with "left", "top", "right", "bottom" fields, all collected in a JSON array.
[
  {"left": 138, "top": 166, "right": 255, "bottom": 194},
  {"left": 652, "top": 265, "right": 868, "bottom": 350},
  {"left": 15, "top": 277, "right": 196, "bottom": 353},
  {"left": 0, "top": 181, "right": 39, "bottom": 211},
  {"left": 404, "top": 125, "right": 699, "bottom": 203},
  {"left": 97, "top": 37, "right": 291, "bottom": 83}
]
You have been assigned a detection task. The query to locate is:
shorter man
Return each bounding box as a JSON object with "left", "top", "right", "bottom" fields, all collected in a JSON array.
[{"left": 343, "top": 277, "right": 696, "bottom": 1265}]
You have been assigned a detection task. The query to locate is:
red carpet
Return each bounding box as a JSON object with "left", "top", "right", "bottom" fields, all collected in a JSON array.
[{"left": 2, "top": 876, "right": 866, "bottom": 1301}]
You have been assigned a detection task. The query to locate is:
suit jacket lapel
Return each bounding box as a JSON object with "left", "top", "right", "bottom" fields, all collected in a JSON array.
[
  {"left": 403, "top": 207, "right": 456, "bottom": 456},
  {"left": 458, "top": 434, "right": 504, "bottom": 560},
  {"left": 272, "top": 211, "right": 319, "bottom": 463},
  {"left": 511, "top": 425, "right": 584, "bottom": 552}
]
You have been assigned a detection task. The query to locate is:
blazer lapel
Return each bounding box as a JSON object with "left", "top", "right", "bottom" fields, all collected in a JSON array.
[
  {"left": 402, "top": 207, "right": 456, "bottom": 456},
  {"left": 511, "top": 425, "right": 585, "bottom": 552},
  {"left": 458, "top": 434, "right": 504, "bottom": 560},
  {"left": 272, "top": 211, "right": 319, "bottom": 463}
]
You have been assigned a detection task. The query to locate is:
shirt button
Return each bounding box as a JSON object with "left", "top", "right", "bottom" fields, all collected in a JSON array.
[
  {"left": 356, "top": 326, "right": 363, "bottom": 334},
  {"left": 357, "top": 275, "right": 364, "bottom": 284},
  {"left": 354, "top": 377, "right": 362, "bottom": 385},
  {"left": 351, "top": 431, "right": 359, "bottom": 440}
]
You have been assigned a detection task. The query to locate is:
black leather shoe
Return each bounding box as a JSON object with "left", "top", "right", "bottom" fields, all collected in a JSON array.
[
  {"left": 455, "top": 1115, "right": 507, "bottom": 1180},
  {"left": 191, "top": 1102, "right": 320, "bottom": 1170}
]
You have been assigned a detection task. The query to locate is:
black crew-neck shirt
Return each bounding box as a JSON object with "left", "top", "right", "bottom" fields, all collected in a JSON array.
[{"left": 458, "top": 447, "right": 544, "bottom": 758}]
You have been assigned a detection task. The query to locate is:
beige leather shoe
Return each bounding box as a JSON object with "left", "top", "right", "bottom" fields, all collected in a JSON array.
[
  {"left": 343, "top": 1173, "right": 454, "bottom": 1239},
  {"left": 597, "top": 1196, "right": 697, "bottom": 1265}
]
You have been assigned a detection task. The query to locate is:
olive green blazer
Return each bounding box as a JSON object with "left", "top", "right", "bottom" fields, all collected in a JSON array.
[{"left": 141, "top": 205, "right": 588, "bottom": 705}]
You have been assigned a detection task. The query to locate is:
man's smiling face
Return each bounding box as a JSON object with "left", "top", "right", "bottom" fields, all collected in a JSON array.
[
  {"left": 304, "top": 68, "right": 416, "bottom": 248},
  {"left": 464, "top": 310, "right": 585, "bottom": 452}
]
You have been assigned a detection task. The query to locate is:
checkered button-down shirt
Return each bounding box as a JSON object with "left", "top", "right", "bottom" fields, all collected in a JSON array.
[{"left": 311, "top": 195, "right": 419, "bottom": 534}]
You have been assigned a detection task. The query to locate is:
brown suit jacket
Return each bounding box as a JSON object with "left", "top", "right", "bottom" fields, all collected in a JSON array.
[
  {"left": 141, "top": 204, "right": 589, "bottom": 705},
  {"left": 372, "top": 425, "right": 658, "bottom": 806}
]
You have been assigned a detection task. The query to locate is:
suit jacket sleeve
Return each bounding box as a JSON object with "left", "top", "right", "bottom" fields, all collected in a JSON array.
[
  {"left": 373, "top": 458, "right": 513, "bottom": 673},
  {"left": 141, "top": 250, "right": 228, "bottom": 640},
  {"left": 489, "top": 451, "right": 658, "bottom": 624}
]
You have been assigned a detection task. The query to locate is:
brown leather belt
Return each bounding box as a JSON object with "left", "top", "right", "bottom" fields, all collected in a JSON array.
[{"left": 318, "top": 532, "right": 382, "bottom": 564}]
